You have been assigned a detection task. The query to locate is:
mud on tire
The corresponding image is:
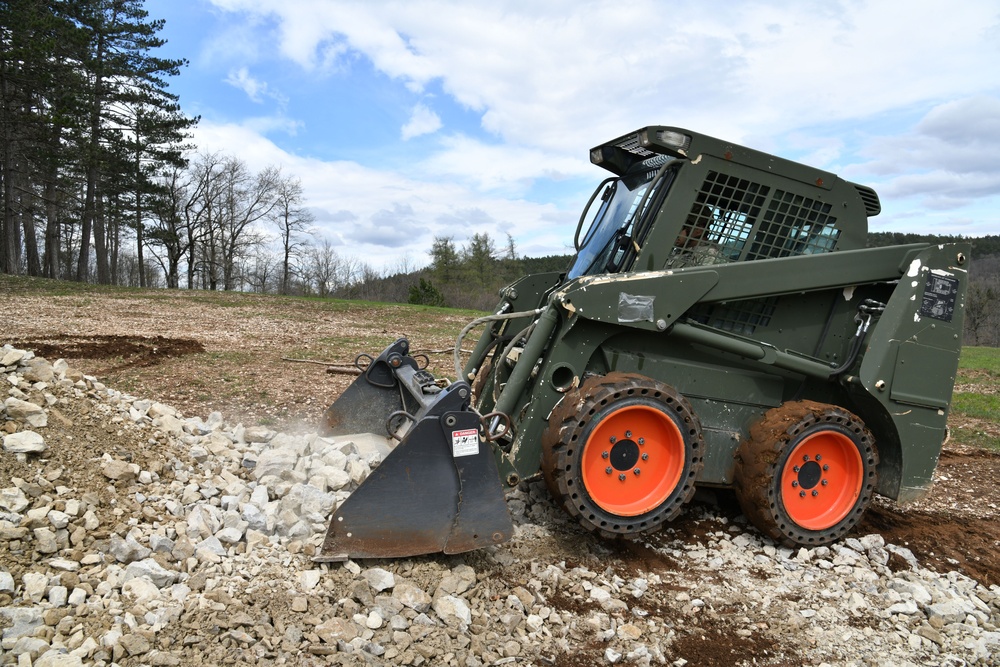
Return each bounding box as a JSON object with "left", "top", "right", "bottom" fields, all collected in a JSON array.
[
  {"left": 541, "top": 372, "right": 705, "bottom": 539},
  {"left": 734, "top": 400, "right": 879, "bottom": 547}
]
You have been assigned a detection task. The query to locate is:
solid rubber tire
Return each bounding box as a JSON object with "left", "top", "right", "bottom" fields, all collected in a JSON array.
[
  {"left": 734, "top": 400, "right": 879, "bottom": 547},
  {"left": 541, "top": 372, "right": 704, "bottom": 539}
]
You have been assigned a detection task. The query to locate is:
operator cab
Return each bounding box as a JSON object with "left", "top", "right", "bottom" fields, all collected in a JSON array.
[{"left": 568, "top": 126, "right": 881, "bottom": 279}]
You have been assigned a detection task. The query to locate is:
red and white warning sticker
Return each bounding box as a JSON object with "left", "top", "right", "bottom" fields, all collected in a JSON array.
[{"left": 452, "top": 428, "right": 479, "bottom": 457}]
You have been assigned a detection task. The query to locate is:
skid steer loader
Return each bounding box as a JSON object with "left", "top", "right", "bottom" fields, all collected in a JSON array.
[{"left": 315, "top": 126, "right": 969, "bottom": 561}]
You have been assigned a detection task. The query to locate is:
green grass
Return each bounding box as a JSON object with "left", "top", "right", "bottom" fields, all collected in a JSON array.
[
  {"left": 950, "top": 346, "right": 1000, "bottom": 451},
  {"left": 952, "top": 392, "right": 1000, "bottom": 421},
  {"left": 959, "top": 346, "right": 1000, "bottom": 373}
]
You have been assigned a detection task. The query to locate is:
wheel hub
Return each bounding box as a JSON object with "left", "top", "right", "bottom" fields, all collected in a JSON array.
[
  {"left": 796, "top": 460, "right": 822, "bottom": 489},
  {"left": 609, "top": 438, "right": 640, "bottom": 471}
]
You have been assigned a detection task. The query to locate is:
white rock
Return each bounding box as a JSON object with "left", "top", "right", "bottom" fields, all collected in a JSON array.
[
  {"left": 1, "top": 348, "right": 26, "bottom": 366},
  {"left": 253, "top": 447, "right": 298, "bottom": 480},
  {"left": 33, "top": 650, "right": 83, "bottom": 667},
  {"left": 243, "top": 426, "right": 276, "bottom": 443},
  {"left": 0, "top": 570, "right": 14, "bottom": 592},
  {"left": 393, "top": 582, "right": 432, "bottom": 612},
  {"left": 109, "top": 534, "right": 151, "bottom": 564},
  {"left": 590, "top": 587, "right": 612, "bottom": 604},
  {"left": 123, "top": 577, "right": 162, "bottom": 605},
  {"left": 124, "top": 559, "right": 178, "bottom": 588},
  {"left": 186, "top": 504, "right": 223, "bottom": 540},
  {"left": 0, "top": 486, "right": 29, "bottom": 512},
  {"left": 364, "top": 567, "right": 396, "bottom": 592},
  {"left": 526, "top": 614, "right": 545, "bottom": 633},
  {"left": 22, "top": 571, "right": 48, "bottom": 602},
  {"left": 48, "top": 585, "right": 68, "bottom": 606},
  {"left": 33, "top": 528, "right": 58, "bottom": 553},
  {"left": 216, "top": 526, "right": 245, "bottom": 545},
  {"left": 432, "top": 594, "right": 472, "bottom": 627},
  {"left": 299, "top": 569, "right": 321, "bottom": 591},
  {"left": 4, "top": 397, "right": 47, "bottom": 427},
  {"left": 2, "top": 430, "right": 45, "bottom": 454},
  {"left": 68, "top": 587, "right": 87, "bottom": 606},
  {"left": 47, "top": 509, "right": 70, "bottom": 529}
]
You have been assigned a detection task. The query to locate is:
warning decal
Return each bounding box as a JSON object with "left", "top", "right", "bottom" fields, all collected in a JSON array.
[{"left": 452, "top": 428, "right": 479, "bottom": 457}]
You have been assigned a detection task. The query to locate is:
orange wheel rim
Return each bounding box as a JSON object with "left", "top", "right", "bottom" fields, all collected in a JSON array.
[
  {"left": 780, "top": 430, "right": 863, "bottom": 530},
  {"left": 581, "top": 405, "right": 685, "bottom": 516}
]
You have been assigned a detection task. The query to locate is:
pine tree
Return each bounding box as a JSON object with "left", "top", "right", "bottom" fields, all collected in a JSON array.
[{"left": 71, "top": 0, "right": 195, "bottom": 284}]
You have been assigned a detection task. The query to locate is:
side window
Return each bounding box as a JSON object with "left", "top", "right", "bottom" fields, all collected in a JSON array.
[
  {"left": 670, "top": 171, "right": 769, "bottom": 268},
  {"left": 675, "top": 172, "right": 841, "bottom": 266},
  {"left": 746, "top": 190, "right": 840, "bottom": 260}
]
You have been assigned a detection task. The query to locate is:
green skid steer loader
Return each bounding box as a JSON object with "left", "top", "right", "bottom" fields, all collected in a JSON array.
[{"left": 314, "top": 126, "right": 969, "bottom": 561}]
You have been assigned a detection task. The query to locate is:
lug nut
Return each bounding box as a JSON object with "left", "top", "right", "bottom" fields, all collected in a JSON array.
[
  {"left": 638, "top": 438, "right": 645, "bottom": 445},
  {"left": 815, "top": 454, "right": 822, "bottom": 461},
  {"left": 803, "top": 455, "right": 810, "bottom": 462},
  {"left": 633, "top": 468, "right": 641, "bottom": 475},
  {"left": 812, "top": 490, "right": 819, "bottom": 497},
  {"left": 602, "top": 451, "right": 609, "bottom": 459},
  {"left": 793, "top": 466, "right": 800, "bottom": 473},
  {"left": 799, "top": 491, "right": 806, "bottom": 497},
  {"left": 823, "top": 464, "right": 829, "bottom": 471},
  {"left": 821, "top": 479, "right": 828, "bottom": 486},
  {"left": 792, "top": 481, "right": 799, "bottom": 488},
  {"left": 625, "top": 430, "right": 632, "bottom": 438},
  {"left": 610, "top": 436, "right": 617, "bottom": 444},
  {"left": 619, "top": 473, "right": 626, "bottom": 481},
  {"left": 606, "top": 467, "right": 613, "bottom": 475},
  {"left": 641, "top": 453, "right": 649, "bottom": 461}
]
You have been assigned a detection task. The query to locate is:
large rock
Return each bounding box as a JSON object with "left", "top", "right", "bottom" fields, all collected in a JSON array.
[
  {"left": 0, "top": 347, "right": 26, "bottom": 367},
  {"left": 124, "top": 558, "right": 179, "bottom": 587},
  {"left": 432, "top": 595, "right": 472, "bottom": 627},
  {"left": 21, "top": 359, "right": 54, "bottom": 384},
  {"left": 253, "top": 447, "right": 298, "bottom": 481},
  {"left": 0, "top": 607, "right": 43, "bottom": 640},
  {"left": 101, "top": 459, "right": 139, "bottom": 482},
  {"left": 0, "top": 486, "right": 29, "bottom": 512},
  {"left": 4, "top": 397, "right": 47, "bottom": 427},
  {"left": 2, "top": 430, "right": 45, "bottom": 454},
  {"left": 34, "top": 651, "right": 83, "bottom": 667}
]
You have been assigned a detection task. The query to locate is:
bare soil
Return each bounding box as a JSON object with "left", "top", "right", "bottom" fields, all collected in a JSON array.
[{"left": 3, "top": 283, "right": 1000, "bottom": 664}]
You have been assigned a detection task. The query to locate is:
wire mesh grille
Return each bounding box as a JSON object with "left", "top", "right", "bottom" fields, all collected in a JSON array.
[
  {"left": 689, "top": 297, "right": 779, "bottom": 336},
  {"left": 745, "top": 190, "right": 840, "bottom": 260}
]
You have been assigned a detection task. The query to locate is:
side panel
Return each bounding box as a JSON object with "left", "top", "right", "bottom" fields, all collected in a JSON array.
[{"left": 855, "top": 243, "right": 970, "bottom": 501}]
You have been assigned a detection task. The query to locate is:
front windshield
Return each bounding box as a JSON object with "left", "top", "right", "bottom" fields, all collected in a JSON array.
[{"left": 567, "top": 163, "right": 672, "bottom": 279}]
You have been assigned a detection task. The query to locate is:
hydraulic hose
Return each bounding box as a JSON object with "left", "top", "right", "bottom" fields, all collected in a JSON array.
[{"left": 454, "top": 308, "right": 545, "bottom": 380}]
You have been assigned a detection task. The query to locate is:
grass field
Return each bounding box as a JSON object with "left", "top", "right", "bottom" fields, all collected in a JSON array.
[{"left": 951, "top": 346, "right": 1000, "bottom": 450}]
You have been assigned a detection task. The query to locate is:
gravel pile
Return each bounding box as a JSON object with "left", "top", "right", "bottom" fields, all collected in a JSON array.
[{"left": 3, "top": 343, "right": 1000, "bottom": 666}]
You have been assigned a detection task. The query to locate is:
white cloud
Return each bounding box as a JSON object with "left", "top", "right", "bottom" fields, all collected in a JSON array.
[
  {"left": 401, "top": 103, "right": 442, "bottom": 140},
  {"left": 189, "top": 119, "right": 573, "bottom": 268},
  {"left": 225, "top": 66, "right": 267, "bottom": 102},
  {"left": 205, "top": 1, "right": 1000, "bottom": 147},
  {"left": 194, "top": 0, "right": 1000, "bottom": 248}
]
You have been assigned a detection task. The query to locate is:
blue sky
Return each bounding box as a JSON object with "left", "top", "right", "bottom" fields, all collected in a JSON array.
[{"left": 145, "top": 0, "right": 1000, "bottom": 272}]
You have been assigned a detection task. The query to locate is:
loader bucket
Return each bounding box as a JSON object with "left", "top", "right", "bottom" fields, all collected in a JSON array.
[
  {"left": 315, "top": 341, "right": 513, "bottom": 561},
  {"left": 321, "top": 339, "right": 415, "bottom": 437}
]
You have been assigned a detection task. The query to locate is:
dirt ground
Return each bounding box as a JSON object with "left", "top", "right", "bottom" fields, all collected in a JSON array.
[{"left": 3, "top": 285, "right": 1000, "bottom": 605}]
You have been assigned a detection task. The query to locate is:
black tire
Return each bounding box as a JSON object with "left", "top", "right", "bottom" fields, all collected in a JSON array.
[
  {"left": 734, "top": 400, "right": 879, "bottom": 547},
  {"left": 541, "top": 372, "right": 704, "bottom": 539}
]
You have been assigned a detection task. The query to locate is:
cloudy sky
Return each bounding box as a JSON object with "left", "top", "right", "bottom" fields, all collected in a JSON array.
[{"left": 145, "top": 0, "right": 1000, "bottom": 272}]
